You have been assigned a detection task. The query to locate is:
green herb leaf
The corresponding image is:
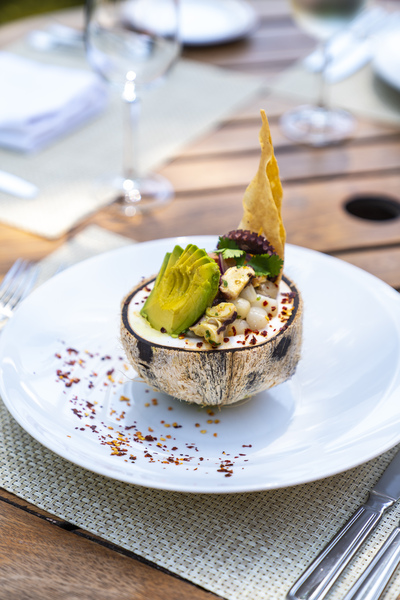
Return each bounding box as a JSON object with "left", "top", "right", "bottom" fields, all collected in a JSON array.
[
  {"left": 246, "top": 254, "right": 283, "bottom": 277},
  {"left": 215, "top": 238, "right": 245, "bottom": 261},
  {"left": 222, "top": 248, "right": 245, "bottom": 259},
  {"left": 216, "top": 237, "right": 240, "bottom": 251}
]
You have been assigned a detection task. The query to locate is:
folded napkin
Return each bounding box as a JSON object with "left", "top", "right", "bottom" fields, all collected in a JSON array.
[{"left": 0, "top": 52, "right": 108, "bottom": 152}]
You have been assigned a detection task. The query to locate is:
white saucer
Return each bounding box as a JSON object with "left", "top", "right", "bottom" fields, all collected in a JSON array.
[
  {"left": 125, "top": 0, "right": 258, "bottom": 46},
  {"left": 1, "top": 238, "right": 400, "bottom": 493}
]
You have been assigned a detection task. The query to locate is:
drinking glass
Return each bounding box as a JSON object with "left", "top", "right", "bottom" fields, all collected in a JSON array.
[
  {"left": 85, "top": 0, "right": 181, "bottom": 215},
  {"left": 280, "top": 0, "right": 366, "bottom": 146}
]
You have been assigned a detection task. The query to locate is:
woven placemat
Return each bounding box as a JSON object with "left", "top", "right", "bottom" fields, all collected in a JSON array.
[
  {"left": 1, "top": 227, "right": 400, "bottom": 600},
  {"left": 0, "top": 41, "right": 265, "bottom": 239}
]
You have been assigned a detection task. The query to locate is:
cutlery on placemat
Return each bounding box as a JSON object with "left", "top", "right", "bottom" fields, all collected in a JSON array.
[
  {"left": 342, "top": 522, "right": 400, "bottom": 600},
  {"left": 0, "top": 170, "right": 38, "bottom": 199},
  {"left": 286, "top": 448, "right": 400, "bottom": 600},
  {"left": 303, "top": 6, "right": 390, "bottom": 83}
]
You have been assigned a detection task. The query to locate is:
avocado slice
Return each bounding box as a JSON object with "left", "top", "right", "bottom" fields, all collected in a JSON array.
[{"left": 140, "top": 244, "right": 220, "bottom": 335}]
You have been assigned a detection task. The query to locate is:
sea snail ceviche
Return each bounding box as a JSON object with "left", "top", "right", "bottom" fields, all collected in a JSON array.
[{"left": 121, "top": 110, "right": 302, "bottom": 406}]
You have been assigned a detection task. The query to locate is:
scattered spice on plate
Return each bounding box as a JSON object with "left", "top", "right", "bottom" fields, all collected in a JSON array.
[{"left": 53, "top": 342, "right": 253, "bottom": 478}]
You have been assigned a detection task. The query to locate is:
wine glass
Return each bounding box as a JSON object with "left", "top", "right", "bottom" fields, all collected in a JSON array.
[
  {"left": 280, "top": 0, "right": 367, "bottom": 146},
  {"left": 85, "top": 0, "right": 181, "bottom": 215}
]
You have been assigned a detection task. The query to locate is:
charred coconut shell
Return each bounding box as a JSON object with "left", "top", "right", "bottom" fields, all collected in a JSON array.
[{"left": 121, "top": 275, "right": 303, "bottom": 406}]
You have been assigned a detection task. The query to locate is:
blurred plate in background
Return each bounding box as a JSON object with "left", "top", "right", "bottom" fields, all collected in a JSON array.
[{"left": 124, "top": 0, "right": 258, "bottom": 46}]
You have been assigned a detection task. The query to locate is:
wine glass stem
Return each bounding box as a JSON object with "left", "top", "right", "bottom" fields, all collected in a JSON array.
[
  {"left": 122, "top": 76, "right": 140, "bottom": 183},
  {"left": 317, "top": 41, "right": 329, "bottom": 109}
]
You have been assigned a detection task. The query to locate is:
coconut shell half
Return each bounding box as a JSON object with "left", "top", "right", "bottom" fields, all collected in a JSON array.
[{"left": 121, "top": 275, "right": 303, "bottom": 406}]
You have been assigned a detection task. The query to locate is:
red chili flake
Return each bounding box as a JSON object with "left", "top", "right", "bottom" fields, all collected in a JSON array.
[
  {"left": 271, "top": 306, "right": 276, "bottom": 311},
  {"left": 263, "top": 300, "right": 268, "bottom": 306},
  {"left": 160, "top": 327, "right": 166, "bottom": 333},
  {"left": 172, "top": 447, "right": 178, "bottom": 451},
  {"left": 196, "top": 342, "right": 203, "bottom": 348},
  {"left": 55, "top": 353, "right": 61, "bottom": 359},
  {"left": 65, "top": 360, "right": 76, "bottom": 366},
  {"left": 106, "top": 368, "right": 114, "bottom": 376},
  {"left": 224, "top": 338, "right": 229, "bottom": 343},
  {"left": 67, "top": 348, "right": 78, "bottom": 355},
  {"left": 57, "top": 369, "right": 70, "bottom": 378},
  {"left": 249, "top": 336, "right": 257, "bottom": 346},
  {"left": 101, "top": 355, "right": 112, "bottom": 360},
  {"left": 242, "top": 444, "right": 252, "bottom": 448},
  {"left": 244, "top": 328, "right": 252, "bottom": 336},
  {"left": 145, "top": 435, "right": 155, "bottom": 442}
]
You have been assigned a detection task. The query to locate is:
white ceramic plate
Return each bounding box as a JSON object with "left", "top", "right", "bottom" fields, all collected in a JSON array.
[
  {"left": 1, "top": 237, "right": 400, "bottom": 494},
  {"left": 372, "top": 28, "right": 400, "bottom": 92},
  {"left": 124, "top": 0, "right": 257, "bottom": 46}
]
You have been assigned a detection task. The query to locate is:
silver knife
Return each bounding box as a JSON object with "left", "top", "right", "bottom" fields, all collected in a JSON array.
[
  {"left": 287, "top": 448, "right": 400, "bottom": 600},
  {"left": 0, "top": 170, "right": 38, "bottom": 199}
]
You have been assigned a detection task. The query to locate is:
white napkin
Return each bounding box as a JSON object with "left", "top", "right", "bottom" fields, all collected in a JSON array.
[{"left": 0, "top": 52, "right": 108, "bottom": 152}]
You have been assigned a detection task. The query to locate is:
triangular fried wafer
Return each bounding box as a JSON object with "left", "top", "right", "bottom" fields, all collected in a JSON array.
[{"left": 238, "top": 110, "right": 285, "bottom": 281}]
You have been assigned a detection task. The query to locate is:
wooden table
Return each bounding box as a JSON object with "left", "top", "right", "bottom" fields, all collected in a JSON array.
[{"left": 1, "top": 2, "right": 400, "bottom": 598}]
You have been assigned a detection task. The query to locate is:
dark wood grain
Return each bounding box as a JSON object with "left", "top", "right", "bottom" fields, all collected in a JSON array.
[{"left": 0, "top": 498, "right": 219, "bottom": 600}]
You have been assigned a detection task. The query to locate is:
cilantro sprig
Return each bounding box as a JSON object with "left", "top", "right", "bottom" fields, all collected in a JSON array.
[{"left": 215, "top": 236, "right": 283, "bottom": 277}]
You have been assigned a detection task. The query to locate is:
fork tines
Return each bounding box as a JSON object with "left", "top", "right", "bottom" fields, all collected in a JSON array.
[{"left": 0, "top": 259, "right": 39, "bottom": 321}]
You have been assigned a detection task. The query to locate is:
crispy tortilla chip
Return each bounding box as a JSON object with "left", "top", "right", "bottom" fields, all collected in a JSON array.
[{"left": 238, "top": 110, "right": 285, "bottom": 281}]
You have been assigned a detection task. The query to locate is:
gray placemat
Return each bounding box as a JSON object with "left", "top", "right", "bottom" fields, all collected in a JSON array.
[{"left": 1, "top": 226, "right": 400, "bottom": 599}]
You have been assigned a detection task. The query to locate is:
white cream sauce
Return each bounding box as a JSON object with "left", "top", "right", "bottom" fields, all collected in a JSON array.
[{"left": 127, "top": 279, "right": 296, "bottom": 351}]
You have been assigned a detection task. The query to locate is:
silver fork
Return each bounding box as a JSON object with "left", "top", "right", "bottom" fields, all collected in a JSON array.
[{"left": 0, "top": 259, "right": 39, "bottom": 331}]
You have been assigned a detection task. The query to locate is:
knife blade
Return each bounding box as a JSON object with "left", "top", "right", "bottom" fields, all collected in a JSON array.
[
  {"left": 286, "top": 448, "right": 400, "bottom": 600},
  {"left": 0, "top": 170, "right": 38, "bottom": 199}
]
